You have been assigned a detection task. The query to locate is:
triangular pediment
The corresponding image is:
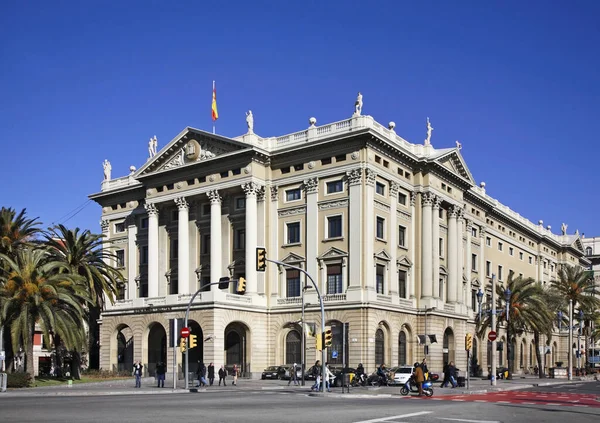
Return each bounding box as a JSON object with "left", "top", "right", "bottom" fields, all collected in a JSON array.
[
  {"left": 471, "top": 277, "right": 480, "bottom": 287},
  {"left": 281, "top": 252, "right": 305, "bottom": 264},
  {"left": 374, "top": 249, "right": 391, "bottom": 261},
  {"left": 137, "top": 127, "right": 252, "bottom": 176},
  {"left": 434, "top": 149, "right": 475, "bottom": 185},
  {"left": 318, "top": 247, "right": 348, "bottom": 260},
  {"left": 572, "top": 237, "right": 585, "bottom": 254},
  {"left": 397, "top": 255, "right": 413, "bottom": 268}
]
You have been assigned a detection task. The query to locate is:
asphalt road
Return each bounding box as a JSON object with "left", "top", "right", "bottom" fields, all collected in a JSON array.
[{"left": 1, "top": 382, "right": 599, "bottom": 423}]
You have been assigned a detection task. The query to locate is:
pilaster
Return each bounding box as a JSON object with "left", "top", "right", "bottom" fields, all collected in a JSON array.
[
  {"left": 447, "top": 205, "right": 458, "bottom": 303},
  {"left": 126, "top": 216, "right": 138, "bottom": 300},
  {"left": 243, "top": 182, "right": 260, "bottom": 295},
  {"left": 346, "top": 168, "right": 363, "bottom": 296},
  {"left": 207, "top": 190, "right": 222, "bottom": 291},
  {"left": 304, "top": 177, "right": 319, "bottom": 292},
  {"left": 420, "top": 192, "right": 434, "bottom": 299},
  {"left": 175, "top": 197, "right": 190, "bottom": 295},
  {"left": 432, "top": 196, "right": 441, "bottom": 299},
  {"left": 365, "top": 169, "right": 377, "bottom": 293},
  {"left": 144, "top": 203, "right": 159, "bottom": 298}
]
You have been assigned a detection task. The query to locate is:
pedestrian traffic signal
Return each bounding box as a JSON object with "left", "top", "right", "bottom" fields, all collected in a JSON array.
[
  {"left": 236, "top": 277, "right": 246, "bottom": 294},
  {"left": 256, "top": 247, "right": 267, "bottom": 272},
  {"left": 218, "top": 276, "right": 230, "bottom": 290},
  {"left": 316, "top": 332, "right": 323, "bottom": 351},
  {"left": 324, "top": 327, "right": 333, "bottom": 347},
  {"left": 179, "top": 338, "right": 187, "bottom": 353},
  {"left": 465, "top": 333, "right": 473, "bottom": 351},
  {"left": 189, "top": 334, "right": 197, "bottom": 349}
]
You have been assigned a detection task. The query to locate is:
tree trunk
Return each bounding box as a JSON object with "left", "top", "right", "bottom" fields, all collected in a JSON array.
[
  {"left": 2, "top": 329, "right": 15, "bottom": 373},
  {"left": 533, "top": 331, "right": 546, "bottom": 379},
  {"left": 88, "top": 307, "right": 101, "bottom": 370},
  {"left": 70, "top": 351, "right": 81, "bottom": 380},
  {"left": 26, "top": 324, "right": 35, "bottom": 379},
  {"left": 52, "top": 334, "right": 64, "bottom": 377}
]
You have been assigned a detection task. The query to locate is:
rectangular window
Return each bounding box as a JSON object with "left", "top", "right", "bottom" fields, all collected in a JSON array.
[
  {"left": 321, "top": 157, "right": 332, "bottom": 165},
  {"left": 171, "top": 210, "right": 179, "bottom": 221},
  {"left": 519, "top": 252, "right": 524, "bottom": 260},
  {"left": 376, "top": 264, "right": 385, "bottom": 294},
  {"left": 201, "top": 234, "right": 211, "bottom": 255},
  {"left": 439, "top": 208, "right": 444, "bottom": 219},
  {"left": 528, "top": 256, "right": 533, "bottom": 264},
  {"left": 509, "top": 247, "right": 514, "bottom": 256},
  {"left": 285, "top": 188, "right": 301, "bottom": 202},
  {"left": 498, "top": 242, "right": 503, "bottom": 251},
  {"left": 170, "top": 239, "right": 178, "bottom": 259},
  {"left": 286, "top": 222, "right": 300, "bottom": 244},
  {"left": 498, "top": 265, "right": 503, "bottom": 281},
  {"left": 115, "top": 222, "right": 125, "bottom": 233},
  {"left": 375, "top": 182, "right": 386, "bottom": 196},
  {"left": 140, "top": 218, "right": 149, "bottom": 229},
  {"left": 398, "top": 192, "right": 407, "bottom": 205},
  {"left": 398, "top": 270, "right": 407, "bottom": 298},
  {"left": 471, "top": 227, "right": 477, "bottom": 238},
  {"left": 116, "top": 249, "right": 125, "bottom": 268},
  {"left": 439, "top": 238, "right": 444, "bottom": 258},
  {"left": 286, "top": 269, "right": 300, "bottom": 297},
  {"left": 398, "top": 226, "right": 406, "bottom": 247},
  {"left": 471, "top": 254, "right": 477, "bottom": 271},
  {"left": 327, "top": 215, "right": 342, "bottom": 238},
  {"left": 326, "top": 264, "right": 342, "bottom": 294},
  {"left": 141, "top": 246, "right": 148, "bottom": 265},
  {"left": 486, "top": 237, "right": 491, "bottom": 247},
  {"left": 202, "top": 204, "right": 211, "bottom": 216},
  {"left": 376, "top": 217, "right": 385, "bottom": 239},
  {"left": 235, "top": 197, "right": 246, "bottom": 209},
  {"left": 326, "top": 180, "right": 343, "bottom": 194},
  {"left": 486, "top": 261, "right": 491, "bottom": 277},
  {"left": 234, "top": 229, "right": 245, "bottom": 250}
]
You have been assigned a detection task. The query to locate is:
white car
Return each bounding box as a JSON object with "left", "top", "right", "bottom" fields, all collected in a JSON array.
[{"left": 390, "top": 366, "right": 414, "bottom": 385}]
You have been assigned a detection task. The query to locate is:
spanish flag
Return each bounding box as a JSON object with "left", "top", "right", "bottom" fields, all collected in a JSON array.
[{"left": 212, "top": 81, "right": 219, "bottom": 121}]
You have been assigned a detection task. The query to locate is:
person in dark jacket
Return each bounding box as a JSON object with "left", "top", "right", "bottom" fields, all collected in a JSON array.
[
  {"left": 441, "top": 362, "right": 449, "bottom": 388},
  {"left": 207, "top": 363, "right": 215, "bottom": 386},
  {"left": 218, "top": 365, "right": 227, "bottom": 386},
  {"left": 155, "top": 361, "right": 166, "bottom": 388},
  {"left": 196, "top": 362, "right": 208, "bottom": 387}
]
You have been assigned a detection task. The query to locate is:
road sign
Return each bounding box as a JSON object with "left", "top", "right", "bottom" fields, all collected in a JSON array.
[
  {"left": 180, "top": 327, "right": 190, "bottom": 338},
  {"left": 488, "top": 331, "right": 497, "bottom": 341},
  {"left": 331, "top": 350, "right": 338, "bottom": 359}
]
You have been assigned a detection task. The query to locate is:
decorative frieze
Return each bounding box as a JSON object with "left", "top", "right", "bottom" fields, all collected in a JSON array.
[
  {"left": 374, "top": 200, "right": 390, "bottom": 213},
  {"left": 318, "top": 199, "right": 349, "bottom": 210},
  {"left": 397, "top": 210, "right": 412, "bottom": 221},
  {"left": 278, "top": 206, "right": 306, "bottom": 217}
]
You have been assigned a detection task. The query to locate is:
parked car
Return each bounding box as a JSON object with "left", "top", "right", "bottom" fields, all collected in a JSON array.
[
  {"left": 389, "top": 366, "right": 414, "bottom": 386},
  {"left": 261, "top": 366, "right": 286, "bottom": 380}
]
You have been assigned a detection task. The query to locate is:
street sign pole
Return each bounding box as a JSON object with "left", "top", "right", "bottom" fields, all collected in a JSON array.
[
  {"left": 490, "top": 274, "right": 497, "bottom": 386},
  {"left": 466, "top": 350, "right": 470, "bottom": 390}
]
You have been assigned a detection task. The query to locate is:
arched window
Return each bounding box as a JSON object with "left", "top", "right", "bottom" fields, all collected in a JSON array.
[
  {"left": 586, "top": 246, "right": 593, "bottom": 256},
  {"left": 529, "top": 343, "right": 533, "bottom": 367},
  {"left": 375, "top": 329, "right": 385, "bottom": 366},
  {"left": 443, "top": 328, "right": 455, "bottom": 365},
  {"left": 285, "top": 330, "right": 301, "bottom": 364},
  {"left": 398, "top": 332, "right": 407, "bottom": 365},
  {"left": 519, "top": 342, "right": 524, "bottom": 368}
]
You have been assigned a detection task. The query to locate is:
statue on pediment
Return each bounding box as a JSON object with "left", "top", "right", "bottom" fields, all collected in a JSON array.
[
  {"left": 424, "top": 117, "right": 434, "bottom": 146},
  {"left": 148, "top": 135, "right": 158, "bottom": 158},
  {"left": 561, "top": 223, "right": 568, "bottom": 235},
  {"left": 246, "top": 110, "right": 254, "bottom": 133},
  {"left": 354, "top": 92, "right": 363, "bottom": 116},
  {"left": 103, "top": 159, "right": 112, "bottom": 180}
]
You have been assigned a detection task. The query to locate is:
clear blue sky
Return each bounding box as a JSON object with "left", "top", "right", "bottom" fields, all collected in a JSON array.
[{"left": 1, "top": 1, "right": 598, "bottom": 236}]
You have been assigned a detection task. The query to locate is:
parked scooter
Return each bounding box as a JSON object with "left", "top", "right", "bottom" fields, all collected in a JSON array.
[{"left": 400, "top": 376, "right": 433, "bottom": 397}]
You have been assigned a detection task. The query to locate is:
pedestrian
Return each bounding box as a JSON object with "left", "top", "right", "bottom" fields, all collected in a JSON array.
[
  {"left": 196, "top": 362, "right": 208, "bottom": 387},
  {"left": 288, "top": 362, "right": 299, "bottom": 386},
  {"left": 310, "top": 360, "right": 321, "bottom": 391},
  {"left": 441, "top": 361, "right": 449, "bottom": 388},
  {"left": 232, "top": 364, "right": 239, "bottom": 386},
  {"left": 421, "top": 358, "right": 429, "bottom": 380},
  {"left": 413, "top": 362, "right": 424, "bottom": 396},
  {"left": 155, "top": 361, "right": 166, "bottom": 388},
  {"left": 208, "top": 363, "right": 215, "bottom": 386},
  {"left": 132, "top": 360, "right": 143, "bottom": 388},
  {"left": 448, "top": 362, "right": 458, "bottom": 388},
  {"left": 325, "top": 363, "right": 334, "bottom": 392},
  {"left": 218, "top": 365, "right": 227, "bottom": 386}
]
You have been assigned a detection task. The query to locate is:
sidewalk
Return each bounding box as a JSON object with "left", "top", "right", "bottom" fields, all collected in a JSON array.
[{"left": 0, "top": 375, "right": 593, "bottom": 398}]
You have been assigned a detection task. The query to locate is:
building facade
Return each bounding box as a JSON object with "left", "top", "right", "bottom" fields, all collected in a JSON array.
[{"left": 90, "top": 103, "right": 589, "bottom": 377}]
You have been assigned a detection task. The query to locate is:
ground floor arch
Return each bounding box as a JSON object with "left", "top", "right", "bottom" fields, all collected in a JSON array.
[
  {"left": 225, "top": 322, "right": 250, "bottom": 376},
  {"left": 443, "top": 327, "right": 455, "bottom": 365},
  {"left": 115, "top": 325, "right": 134, "bottom": 372},
  {"left": 147, "top": 322, "right": 167, "bottom": 376}
]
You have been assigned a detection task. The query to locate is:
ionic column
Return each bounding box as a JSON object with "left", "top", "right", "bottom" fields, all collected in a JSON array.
[
  {"left": 269, "top": 186, "right": 279, "bottom": 297},
  {"left": 420, "top": 192, "right": 434, "bottom": 299},
  {"left": 144, "top": 203, "right": 159, "bottom": 298},
  {"left": 479, "top": 227, "right": 486, "bottom": 291},
  {"left": 347, "top": 168, "right": 363, "bottom": 289},
  {"left": 457, "top": 210, "right": 465, "bottom": 304},
  {"left": 304, "top": 178, "right": 319, "bottom": 291},
  {"left": 389, "top": 182, "right": 399, "bottom": 296},
  {"left": 447, "top": 205, "right": 458, "bottom": 303},
  {"left": 409, "top": 192, "right": 416, "bottom": 298},
  {"left": 243, "top": 182, "right": 260, "bottom": 295},
  {"left": 207, "top": 190, "right": 222, "bottom": 291},
  {"left": 465, "top": 219, "right": 473, "bottom": 309},
  {"left": 365, "top": 169, "right": 377, "bottom": 291},
  {"left": 175, "top": 197, "right": 190, "bottom": 295},
  {"left": 432, "top": 196, "right": 441, "bottom": 299},
  {"left": 126, "top": 216, "right": 138, "bottom": 300}
]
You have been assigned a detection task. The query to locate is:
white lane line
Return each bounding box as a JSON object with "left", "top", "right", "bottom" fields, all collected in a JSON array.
[
  {"left": 352, "top": 411, "right": 432, "bottom": 423},
  {"left": 474, "top": 400, "right": 488, "bottom": 403},
  {"left": 437, "top": 418, "right": 502, "bottom": 423},
  {"left": 545, "top": 403, "right": 560, "bottom": 406},
  {"left": 521, "top": 402, "right": 536, "bottom": 405},
  {"left": 573, "top": 405, "right": 588, "bottom": 407},
  {"left": 495, "top": 401, "right": 511, "bottom": 404}
]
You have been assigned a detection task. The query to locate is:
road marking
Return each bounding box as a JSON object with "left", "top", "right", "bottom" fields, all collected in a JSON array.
[
  {"left": 545, "top": 403, "right": 560, "bottom": 406},
  {"left": 495, "top": 401, "right": 510, "bottom": 404},
  {"left": 521, "top": 402, "right": 535, "bottom": 405},
  {"left": 438, "top": 419, "right": 501, "bottom": 423},
  {"left": 353, "top": 411, "right": 432, "bottom": 422}
]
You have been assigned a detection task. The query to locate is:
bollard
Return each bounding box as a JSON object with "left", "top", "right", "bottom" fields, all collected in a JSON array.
[
  {"left": 0, "top": 373, "right": 7, "bottom": 392},
  {"left": 67, "top": 379, "right": 73, "bottom": 388}
]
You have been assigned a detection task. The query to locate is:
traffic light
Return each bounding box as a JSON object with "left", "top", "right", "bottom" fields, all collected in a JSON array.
[
  {"left": 179, "top": 338, "right": 187, "bottom": 353},
  {"left": 236, "top": 277, "right": 246, "bottom": 294},
  {"left": 324, "top": 327, "right": 333, "bottom": 348},
  {"left": 256, "top": 247, "right": 267, "bottom": 272},
  {"left": 316, "top": 331, "right": 323, "bottom": 351},
  {"left": 465, "top": 333, "right": 473, "bottom": 351},
  {"left": 189, "top": 334, "right": 197, "bottom": 349},
  {"left": 218, "top": 276, "right": 230, "bottom": 290}
]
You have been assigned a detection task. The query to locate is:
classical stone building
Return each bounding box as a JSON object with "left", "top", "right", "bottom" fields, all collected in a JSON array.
[{"left": 90, "top": 102, "right": 589, "bottom": 378}]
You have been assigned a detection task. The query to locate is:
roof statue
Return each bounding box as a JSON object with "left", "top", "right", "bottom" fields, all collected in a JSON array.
[
  {"left": 424, "top": 117, "right": 434, "bottom": 146},
  {"left": 561, "top": 223, "right": 568, "bottom": 235},
  {"left": 246, "top": 110, "right": 254, "bottom": 133},
  {"left": 455, "top": 140, "right": 462, "bottom": 149},
  {"left": 148, "top": 135, "right": 158, "bottom": 158},
  {"left": 354, "top": 92, "right": 363, "bottom": 116},
  {"left": 103, "top": 159, "right": 112, "bottom": 181}
]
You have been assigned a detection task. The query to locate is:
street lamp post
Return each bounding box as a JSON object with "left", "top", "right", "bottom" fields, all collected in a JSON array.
[
  {"left": 557, "top": 310, "right": 563, "bottom": 364},
  {"left": 568, "top": 299, "right": 573, "bottom": 381},
  {"left": 476, "top": 273, "right": 497, "bottom": 386},
  {"left": 301, "top": 285, "right": 309, "bottom": 386},
  {"left": 504, "top": 287, "right": 512, "bottom": 380},
  {"left": 578, "top": 309, "right": 584, "bottom": 373}
]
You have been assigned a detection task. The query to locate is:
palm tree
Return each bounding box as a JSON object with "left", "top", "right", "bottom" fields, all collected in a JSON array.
[
  {"left": 0, "top": 248, "right": 90, "bottom": 379},
  {"left": 0, "top": 207, "right": 41, "bottom": 258},
  {"left": 477, "top": 271, "right": 554, "bottom": 378},
  {"left": 44, "top": 224, "right": 122, "bottom": 372},
  {"left": 550, "top": 265, "right": 599, "bottom": 313}
]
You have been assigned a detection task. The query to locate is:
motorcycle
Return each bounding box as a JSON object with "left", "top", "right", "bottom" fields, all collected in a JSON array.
[
  {"left": 400, "top": 376, "right": 433, "bottom": 397},
  {"left": 351, "top": 373, "right": 367, "bottom": 387}
]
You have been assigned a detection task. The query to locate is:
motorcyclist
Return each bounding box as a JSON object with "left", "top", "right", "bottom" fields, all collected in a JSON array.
[
  {"left": 376, "top": 363, "right": 387, "bottom": 386},
  {"left": 355, "top": 363, "right": 366, "bottom": 385}
]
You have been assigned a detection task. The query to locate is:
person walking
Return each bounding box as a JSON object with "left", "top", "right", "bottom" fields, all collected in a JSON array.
[
  {"left": 325, "top": 363, "right": 334, "bottom": 392},
  {"left": 310, "top": 360, "right": 321, "bottom": 391},
  {"left": 132, "top": 361, "right": 143, "bottom": 388},
  {"left": 448, "top": 362, "right": 458, "bottom": 388},
  {"left": 196, "top": 362, "right": 208, "bottom": 387},
  {"left": 232, "top": 364, "right": 239, "bottom": 386},
  {"left": 218, "top": 365, "right": 227, "bottom": 386},
  {"left": 155, "top": 361, "right": 166, "bottom": 388},
  {"left": 207, "top": 363, "right": 215, "bottom": 386},
  {"left": 440, "top": 361, "right": 450, "bottom": 388},
  {"left": 288, "top": 363, "right": 299, "bottom": 386},
  {"left": 413, "top": 362, "right": 425, "bottom": 396},
  {"left": 421, "top": 358, "right": 429, "bottom": 380}
]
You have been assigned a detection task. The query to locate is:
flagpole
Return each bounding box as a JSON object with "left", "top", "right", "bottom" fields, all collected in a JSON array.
[{"left": 212, "top": 80, "right": 216, "bottom": 134}]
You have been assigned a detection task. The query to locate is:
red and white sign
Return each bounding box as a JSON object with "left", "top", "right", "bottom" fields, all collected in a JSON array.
[
  {"left": 180, "top": 327, "right": 190, "bottom": 338},
  {"left": 488, "top": 331, "right": 497, "bottom": 341}
]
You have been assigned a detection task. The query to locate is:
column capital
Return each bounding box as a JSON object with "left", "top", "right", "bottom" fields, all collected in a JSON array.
[
  {"left": 390, "top": 181, "right": 400, "bottom": 196},
  {"left": 365, "top": 168, "right": 377, "bottom": 186},
  {"left": 479, "top": 227, "right": 486, "bottom": 238},
  {"left": 410, "top": 191, "right": 416, "bottom": 207},
  {"left": 257, "top": 185, "right": 266, "bottom": 202},
  {"left": 303, "top": 177, "right": 319, "bottom": 194},
  {"left": 207, "top": 190, "right": 222, "bottom": 204},
  {"left": 100, "top": 219, "right": 110, "bottom": 233},
  {"left": 144, "top": 203, "right": 159, "bottom": 217},
  {"left": 174, "top": 197, "right": 189, "bottom": 210},
  {"left": 242, "top": 182, "right": 262, "bottom": 197},
  {"left": 270, "top": 185, "right": 279, "bottom": 202},
  {"left": 457, "top": 208, "right": 465, "bottom": 221},
  {"left": 346, "top": 168, "right": 363, "bottom": 186},
  {"left": 448, "top": 205, "right": 460, "bottom": 219},
  {"left": 432, "top": 195, "right": 442, "bottom": 210},
  {"left": 421, "top": 192, "right": 435, "bottom": 207},
  {"left": 465, "top": 219, "right": 473, "bottom": 231}
]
